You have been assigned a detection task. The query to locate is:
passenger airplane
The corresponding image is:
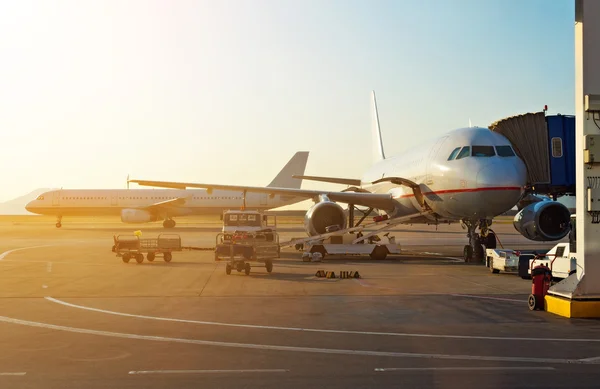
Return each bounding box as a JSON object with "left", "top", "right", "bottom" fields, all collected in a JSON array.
[
  {"left": 130, "top": 92, "right": 573, "bottom": 261},
  {"left": 25, "top": 152, "right": 309, "bottom": 228}
]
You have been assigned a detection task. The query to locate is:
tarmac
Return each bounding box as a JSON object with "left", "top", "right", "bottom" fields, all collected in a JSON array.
[{"left": 0, "top": 219, "right": 598, "bottom": 389}]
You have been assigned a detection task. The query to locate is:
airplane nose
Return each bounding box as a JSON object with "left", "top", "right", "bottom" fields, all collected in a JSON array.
[
  {"left": 25, "top": 202, "right": 34, "bottom": 212},
  {"left": 474, "top": 159, "right": 527, "bottom": 216},
  {"left": 476, "top": 160, "right": 526, "bottom": 189}
]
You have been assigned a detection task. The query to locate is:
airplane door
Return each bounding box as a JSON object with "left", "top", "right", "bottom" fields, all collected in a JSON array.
[
  {"left": 260, "top": 193, "right": 268, "bottom": 206},
  {"left": 52, "top": 191, "right": 60, "bottom": 206},
  {"left": 111, "top": 194, "right": 118, "bottom": 206}
]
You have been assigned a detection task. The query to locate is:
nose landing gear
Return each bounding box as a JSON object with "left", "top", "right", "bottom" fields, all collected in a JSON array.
[
  {"left": 462, "top": 219, "right": 496, "bottom": 262},
  {"left": 56, "top": 216, "right": 62, "bottom": 229}
]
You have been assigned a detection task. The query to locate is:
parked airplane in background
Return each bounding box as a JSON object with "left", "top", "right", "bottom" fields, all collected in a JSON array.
[
  {"left": 25, "top": 152, "right": 309, "bottom": 228},
  {"left": 130, "top": 91, "right": 573, "bottom": 261}
]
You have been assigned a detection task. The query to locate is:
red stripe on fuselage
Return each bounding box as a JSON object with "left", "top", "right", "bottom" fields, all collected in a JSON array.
[{"left": 398, "top": 186, "right": 521, "bottom": 199}]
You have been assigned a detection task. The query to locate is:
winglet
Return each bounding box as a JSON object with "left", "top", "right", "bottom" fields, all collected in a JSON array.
[
  {"left": 267, "top": 151, "right": 309, "bottom": 188},
  {"left": 372, "top": 91, "right": 386, "bottom": 162}
]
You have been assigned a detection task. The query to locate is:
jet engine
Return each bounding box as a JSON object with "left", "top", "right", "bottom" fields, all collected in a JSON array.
[
  {"left": 513, "top": 200, "right": 571, "bottom": 241},
  {"left": 304, "top": 199, "right": 346, "bottom": 236},
  {"left": 120, "top": 209, "right": 157, "bottom": 223}
]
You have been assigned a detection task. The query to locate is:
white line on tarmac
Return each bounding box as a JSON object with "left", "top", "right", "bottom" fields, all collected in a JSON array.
[
  {"left": 128, "top": 369, "right": 289, "bottom": 375},
  {"left": 448, "top": 293, "right": 523, "bottom": 303},
  {"left": 0, "top": 314, "right": 596, "bottom": 365},
  {"left": 374, "top": 367, "right": 556, "bottom": 372},
  {"left": 0, "top": 372, "right": 27, "bottom": 376},
  {"left": 44, "top": 297, "right": 600, "bottom": 343},
  {"left": 0, "top": 245, "right": 55, "bottom": 261}
]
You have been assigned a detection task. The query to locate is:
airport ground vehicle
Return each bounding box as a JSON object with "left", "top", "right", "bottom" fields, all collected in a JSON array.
[
  {"left": 215, "top": 230, "right": 280, "bottom": 275},
  {"left": 221, "top": 209, "right": 277, "bottom": 233},
  {"left": 284, "top": 213, "right": 407, "bottom": 261},
  {"left": 113, "top": 234, "right": 182, "bottom": 263},
  {"left": 486, "top": 249, "right": 520, "bottom": 274},
  {"left": 520, "top": 242, "right": 576, "bottom": 280}
]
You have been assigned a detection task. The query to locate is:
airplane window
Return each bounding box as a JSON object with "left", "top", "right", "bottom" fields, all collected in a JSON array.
[
  {"left": 495, "top": 145, "right": 515, "bottom": 157},
  {"left": 551, "top": 137, "right": 563, "bottom": 158},
  {"left": 456, "top": 146, "right": 470, "bottom": 160},
  {"left": 472, "top": 146, "right": 495, "bottom": 157},
  {"left": 447, "top": 147, "right": 461, "bottom": 160}
]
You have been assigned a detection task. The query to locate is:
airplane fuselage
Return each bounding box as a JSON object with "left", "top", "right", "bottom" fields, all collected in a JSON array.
[
  {"left": 361, "top": 127, "right": 527, "bottom": 222},
  {"left": 26, "top": 189, "right": 300, "bottom": 218}
]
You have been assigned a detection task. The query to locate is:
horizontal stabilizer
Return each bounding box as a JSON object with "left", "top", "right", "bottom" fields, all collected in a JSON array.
[{"left": 292, "top": 175, "right": 362, "bottom": 186}]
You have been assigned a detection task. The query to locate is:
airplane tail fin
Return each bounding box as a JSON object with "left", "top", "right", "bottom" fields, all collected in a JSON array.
[
  {"left": 371, "top": 90, "right": 386, "bottom": 162},
  {"left": 267, "top": 151, "right": 309, "bottom": 188}
]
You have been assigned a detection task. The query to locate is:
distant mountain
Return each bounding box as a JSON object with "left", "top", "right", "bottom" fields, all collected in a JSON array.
[{"left": 0, "top": 188, "right": 51, "bottom": 215}]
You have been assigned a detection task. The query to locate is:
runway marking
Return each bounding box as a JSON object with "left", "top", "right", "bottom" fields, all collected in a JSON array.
[
  {"left": 374, "top": 367, "right": 556, "bottom": 372},
  {"left": 0, "top": 314, "right": 597, "bottom": 365},
  {"left": 128, "top": 369, "right": 289, "bottom": 375},
  {"left": 0, "top": 245, "right": 54, "bottom": 261},
  {"left": 449, "top": 293, "right": 523, "bottom": 303},
  {"left": 44, "top": 297, "right": 600, "bottom": 343},
  {"left": 0, "top": 372, "right": 27, "bottom": 376}
]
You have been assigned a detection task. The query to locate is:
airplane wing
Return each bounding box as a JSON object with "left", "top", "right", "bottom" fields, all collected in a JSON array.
[
  {"left": 291, "top": 175, "right": 362, "bottom": 186},
  {"left": 129, "top": 179, "right": 396, "bottom": 210}
]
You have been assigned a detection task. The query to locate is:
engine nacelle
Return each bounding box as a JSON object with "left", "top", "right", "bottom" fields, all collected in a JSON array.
[
  {"left": 513, "top": 200, "right": 571, "bottom": 241},
  {"left": 120, "top": 209, "right": 157, "bottom": 223},
  {"left": 304, "top": 200, "right": 346, "bottom": 236}
]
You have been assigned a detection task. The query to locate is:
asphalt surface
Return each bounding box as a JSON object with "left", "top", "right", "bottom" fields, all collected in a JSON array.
[{"left": 0, "top": 220, "right": 598, "bottom": 389}]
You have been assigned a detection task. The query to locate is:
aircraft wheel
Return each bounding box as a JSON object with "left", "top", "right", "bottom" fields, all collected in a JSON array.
[
  {"left": 147, "top": 253, "right": 155, "bottom": 262},
  {"left": 528, "top": 294, "right": 537, "bottom": 311},
  {"left": 135, "top": 254, "right": 144, "bottom": 264},
  {"left": 265, "top": 260, "right": 273, "bottom": 273},
  {"left": 226, "top": 264, "right": 232, "bottom": 275},
  {"left": 122, "top": 253, "right": 131, "bottom": 263},
  {"left": 56, "top": 222, "right": 62, "bottom": 228},
  {"left": 244, "top": 262, "right": 251, "bottom": 275},
  {"left": 463, "top": 245, "right": 472, "bottom": 261},
  {"left": 163, "top": 252, "right": 172, "bottom": 262},
  {"left": 474, "top": 243, "right": 484, "bottom": 261},
  {"left": 370, "top": 246, "right": 388, "bottom": 260}
]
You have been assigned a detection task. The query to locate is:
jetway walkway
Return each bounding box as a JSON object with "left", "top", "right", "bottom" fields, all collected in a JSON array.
[{"left": 490, "top": 112, "right": 575, "bottom": 197}]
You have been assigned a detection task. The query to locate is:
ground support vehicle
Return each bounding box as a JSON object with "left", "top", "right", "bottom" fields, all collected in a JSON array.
[
  {"left": 486, "top": 249, "right": 520, "bottom": 274},
  {"left": 214, "top": 230, "right": 280, "bottom": 275},
  {"left": 113, "top": 234, "right": 182, "bottom": 263}
]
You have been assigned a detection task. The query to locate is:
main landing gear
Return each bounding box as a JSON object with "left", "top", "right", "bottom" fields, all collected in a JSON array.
[
  {"left": 162, "top": 219, "right": 176, "bottom": 229},
  {"left": 462, "top": 219, "right": 496, "bottom": 262},
  {"left": 56, "top": 216, "right": 62, "bottom": 229}
]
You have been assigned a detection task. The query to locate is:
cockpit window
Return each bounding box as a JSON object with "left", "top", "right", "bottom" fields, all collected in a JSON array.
[
  {"left": 472, "top": 146, "right": 495, "bottom": 157},
  {"left": 455, "top": 146, "right": 470, "bottom": 160},
  {"left": 36, "top": 195, "right": 44, "bottom": 200},
  {"left": 447, "top": 147, "right": 461, "bottom": 161},
  {"left": 496, "top": 145, "right": 516, "bottom": 157}
]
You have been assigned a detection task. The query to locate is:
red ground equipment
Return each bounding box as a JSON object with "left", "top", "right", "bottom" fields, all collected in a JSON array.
[{"left": 528, "top": 264, "right": 552, "bottom": 311}]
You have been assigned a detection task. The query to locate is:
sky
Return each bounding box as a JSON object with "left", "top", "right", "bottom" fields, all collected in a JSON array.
[{"left": 0, "top": 0, "right": 575, "bottom": 207}]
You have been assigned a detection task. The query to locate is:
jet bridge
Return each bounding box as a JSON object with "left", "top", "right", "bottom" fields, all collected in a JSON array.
[{"left": 489, "top": 112, "right": 575, "bottom": 197}]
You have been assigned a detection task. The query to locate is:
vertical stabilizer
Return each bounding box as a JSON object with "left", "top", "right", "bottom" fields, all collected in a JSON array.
[
  {"left": 267, "top": 151, "right": 309, "bottom": 188},
  {"left": 371, "top": 91, "right": 386, "bottom": 162}
]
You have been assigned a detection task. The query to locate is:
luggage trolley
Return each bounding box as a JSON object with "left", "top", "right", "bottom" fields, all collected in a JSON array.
[
  {"left": 214, "top": 230, "right": 280, "bottom": 275},
  {"left": 113, "top": 234, "right": 182, "bottom": 263}
]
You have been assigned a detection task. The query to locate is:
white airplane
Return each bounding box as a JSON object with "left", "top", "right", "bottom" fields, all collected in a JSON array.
[
  {"left": 25, "top": 152, "right": 309, "bottom": 228},
  {"left": 129, "top": 92, "right": 573, "bottom": 260}
]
